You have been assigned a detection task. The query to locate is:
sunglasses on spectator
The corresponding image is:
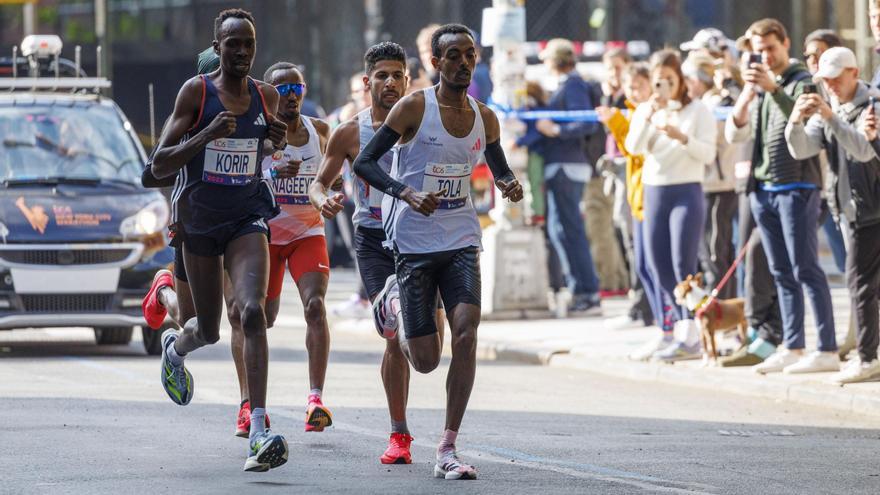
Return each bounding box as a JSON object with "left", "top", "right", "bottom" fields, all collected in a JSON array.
[
  {"left": 275, "top": 83, "right": 306, "bottom": 97},
  {"left": 804, "top": 52, "right": 821, "bottom": 61}
]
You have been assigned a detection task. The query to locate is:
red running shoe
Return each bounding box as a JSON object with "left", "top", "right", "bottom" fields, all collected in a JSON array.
[
  {"left": 235, "top": 399, "right": 270, "bottom": 438},
  {"left": 142, "top": 269, "right": 174, "bottom": 329},
  {"left": 380, "top": 432, "right": 413, "bottom": 464},
  {"left": 304, "top": 394, "right": 333, "bottom": 432}
]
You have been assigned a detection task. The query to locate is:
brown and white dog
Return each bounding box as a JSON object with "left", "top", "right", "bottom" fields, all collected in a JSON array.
[{"left": 673, "top": 273, "right": 748, "bottom": 364}]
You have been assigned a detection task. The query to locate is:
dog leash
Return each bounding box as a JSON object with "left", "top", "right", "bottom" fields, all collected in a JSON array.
[{"left": 708, "top": 240, "right": 751, "bottom": 299}]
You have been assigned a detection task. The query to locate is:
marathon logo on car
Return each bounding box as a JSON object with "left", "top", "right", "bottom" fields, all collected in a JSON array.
[
  {"left": 271, "top": 159, "right": 318, "bottom": 205},
  {"left": 422, "top": 162, "right": 471, "bottom": 210},
  {"left": 203, "top": 138, "right": 259, "bottom": 185}
]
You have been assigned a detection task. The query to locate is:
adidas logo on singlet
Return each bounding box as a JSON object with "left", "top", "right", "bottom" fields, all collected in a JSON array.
[{"left": 253, "top": 114, "right": 267, "bottom": 126}]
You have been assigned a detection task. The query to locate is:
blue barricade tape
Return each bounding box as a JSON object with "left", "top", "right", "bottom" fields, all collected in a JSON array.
[{"left": 491, "top": 105, "right": 733, "bottom": 122}]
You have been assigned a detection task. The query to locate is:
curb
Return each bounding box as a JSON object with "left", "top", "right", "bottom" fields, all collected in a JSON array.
[
  {"left": 336, "top": 318, "right": 880, "bottom": 419},
  {"left": 546, "top": 353, "right": 880, "bottom": 418}
]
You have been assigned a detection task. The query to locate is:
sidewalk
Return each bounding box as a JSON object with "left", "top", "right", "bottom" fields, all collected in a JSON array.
[{"left": 329, "top": 276, "right": 880, "bottom": 418}]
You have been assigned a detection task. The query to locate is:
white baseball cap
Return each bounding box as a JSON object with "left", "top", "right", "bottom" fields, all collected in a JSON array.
[
  {"left": 813, "top": 46, "right": 858, "bottom": 82},
  {"left": 680, "top": 28, "right": 732, "bottom": 54}
]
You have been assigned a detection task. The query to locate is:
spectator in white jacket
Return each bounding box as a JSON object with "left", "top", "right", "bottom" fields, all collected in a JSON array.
[{"left": 625, "top": 49, "right": 717, "bottom": 362}]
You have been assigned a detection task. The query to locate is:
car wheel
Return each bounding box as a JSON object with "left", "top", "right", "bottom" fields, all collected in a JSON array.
[
  {"left": 94, "top": 326, "right": 134, "bottom": 345},
  {"left": 141, "top": 325, "right": 167, "bottom": 356}
]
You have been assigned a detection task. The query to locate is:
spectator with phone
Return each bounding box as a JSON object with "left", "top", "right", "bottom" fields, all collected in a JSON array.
[
  {"left": 719, "top": 43, "right": 785, "bottom": 367},
  {"left": 803, "top": 30, "right": 849, "bottom": 270},
  {"left": 625, "top": 49, "right": 717, "bottom": 361},
  {"left": 597, "top": 62, "right": 663, "bottom": 336},
  {"left": 726, "top": 19, "right": 837, "bottom": 375},
  {"left": 786, "top": 46, "right": 880, "bottom": 383},
  {"left": 683, "top": 52, "right": 740, "bottom": 304}
]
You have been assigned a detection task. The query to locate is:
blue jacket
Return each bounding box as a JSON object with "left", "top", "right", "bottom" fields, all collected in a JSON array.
[{"left": 541, "top": 71, "right": 599, "bottom": 166}]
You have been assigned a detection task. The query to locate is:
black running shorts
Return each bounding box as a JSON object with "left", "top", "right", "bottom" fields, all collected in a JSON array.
[
  {"left": 171, "top": 215, "right": 270, "bottom": 257},
  {"left": 354, "top": 226, "right": 396, "bottom": 300},
  {"left": 394, "top": 246, "right": 481, "bottom": 339}
]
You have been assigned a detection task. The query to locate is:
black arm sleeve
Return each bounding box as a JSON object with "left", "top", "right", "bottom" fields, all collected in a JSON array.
[
  {"left": 352, "top": 124, "right": 409, "bottom": 199},
  {"left": 142, "top": 160, "right": 177, "bottom": 188},
  {"left": 484, "top": 139, "right": 515, "bottom": 183}
]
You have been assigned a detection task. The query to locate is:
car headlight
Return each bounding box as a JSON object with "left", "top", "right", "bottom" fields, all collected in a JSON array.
[{"left": 120, "top": 199, "right": 169, "bottom": 237}]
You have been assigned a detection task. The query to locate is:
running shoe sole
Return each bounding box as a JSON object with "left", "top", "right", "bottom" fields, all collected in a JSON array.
[
  {"left": 159, "top": 329, "right": 193, "bottom": 405},
  {"left": 244, "top": 435, "right": 289, "bottom": 472},
  {"left": 433, "top": 464, "right": 477, "bottom": 480},
  {"left": 380, "top": 455, "right": 412, "bottom": 465},
  {"left": 371, "top": 276, "right": 398, "bottom": 339},
  {"left": 305, "top": 404, "right": 333, "bottom": 432}
]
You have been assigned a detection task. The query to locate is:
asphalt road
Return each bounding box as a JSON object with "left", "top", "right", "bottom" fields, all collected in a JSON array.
[{"left": 2, "top": 304, "right": 880, "bottom": 494}]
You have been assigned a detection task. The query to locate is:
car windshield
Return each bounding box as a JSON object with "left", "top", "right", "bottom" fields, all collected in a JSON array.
[{"left": 0, "top": 104, "right": 142, "bottom": 184}]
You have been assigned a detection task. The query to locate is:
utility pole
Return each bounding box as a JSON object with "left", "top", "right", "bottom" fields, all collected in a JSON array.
[
  {"left": 95, "top": 0, "right": 112, "bottom": 94},
  {"left": 22, "top": 0, "right": 35, "bottom": 36}
]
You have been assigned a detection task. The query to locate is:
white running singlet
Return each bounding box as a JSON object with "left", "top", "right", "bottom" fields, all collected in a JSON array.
[
  {"left": 261, "top": 116, "right": 324, "bottom": 244},
  {"left": 353, "top": 108, "right": 394, "bottom": 230},
  {"left": 382, "top": 87, "right": 486, "bottom": 254}
]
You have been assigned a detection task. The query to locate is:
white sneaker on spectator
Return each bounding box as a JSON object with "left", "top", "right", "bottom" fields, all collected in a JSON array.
[
  {"left": 672, "top": 319, "right": 699, "bottom": 345},
  {"left": 782, "top": 351, "right": 840, "bottom": 374},
  {"left": 605, "top": 315, "right": 640, "bottom": 330},
  {"left": 753, "top": 349, "right": 801, "bottom": 374},
  {"left": 628, "top": 334, "right": 673, "bottom": 361},
  {"left": 828, "top": 358, "right": 880, "bottom": 384},
  {"left": 331, "top": 294, "right": 371, "bottom": 319}
]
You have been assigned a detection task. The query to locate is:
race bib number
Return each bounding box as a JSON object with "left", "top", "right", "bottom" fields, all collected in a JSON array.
[
  {"left": 269, "top": 152, "right": 318, "bottom": 205},
  {"left": 203, "top": 138, "right": 259, "bottom": 186},
  {"left": 422, "top": 162, "right": 471, "bottom": 210}
]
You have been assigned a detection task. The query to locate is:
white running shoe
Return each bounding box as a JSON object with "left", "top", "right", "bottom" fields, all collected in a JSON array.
[
  {"left": 753, "top": 349, "right": 801, "bottom": 374},
  {"left": 628, "top": 334, "right": 673, "bottom": 361},
  {"left": 371, "top": 275, "right": 400, "bottom": 339},
  {"left": 782, "top": 351, "right": 840, "bottom": 374},
  {"left": 828, "top": 358, "right": 880, "bottom": 384}
]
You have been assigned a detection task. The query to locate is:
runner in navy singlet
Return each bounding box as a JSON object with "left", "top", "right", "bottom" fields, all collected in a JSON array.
[{"left": 149, "top": 8, "right": 289, "bottom": 473}]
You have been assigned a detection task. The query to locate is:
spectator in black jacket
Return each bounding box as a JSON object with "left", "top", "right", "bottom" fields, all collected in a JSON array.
[{"left": 786, "top": 46, "right": 880, "bottom": 383}]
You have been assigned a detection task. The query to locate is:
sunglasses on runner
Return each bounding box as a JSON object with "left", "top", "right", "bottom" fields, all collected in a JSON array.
[{"left": 275, "top": 83, "right": 306, "bottom": 97}]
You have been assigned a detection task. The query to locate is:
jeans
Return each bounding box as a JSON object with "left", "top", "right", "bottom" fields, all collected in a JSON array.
[
  {"left": 749, "top": 188, "right": 836, "bottom": 352},
  {"left": 738, "top": 192, "right": 783, "bottom": 345},
  {"left": 643, "top": 183, "right": 705, "bottom": 327},
  {"left": 546, "top": 170, "right": 600, "bottom": 297},
  {"left": 633, "top": 218, "right": 662, "bottom": 326}
]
